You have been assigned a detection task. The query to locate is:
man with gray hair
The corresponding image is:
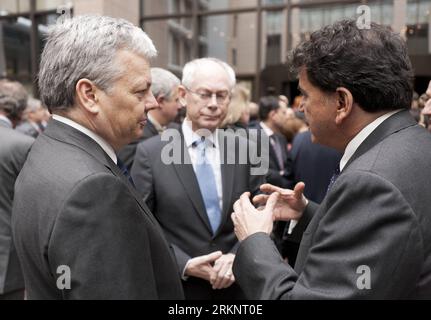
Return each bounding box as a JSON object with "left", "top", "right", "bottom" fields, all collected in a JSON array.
[
  {"left": 0, "top": 80, "right": 34, "bottom": 300},
  {"left": 16, "top": 98, "right": 47, "bottom": 138},
  {"left": 12, "top": 15, "right": 184, "bottom": 299},
  {"left": 0, "top": 79, "right": 28, "bottom": 128},
  {"left": 131, "top": 58, "right": 265, "bottom": 299},
  {"left": 118, "top": 67, "right": 182, "bottom": 171}
]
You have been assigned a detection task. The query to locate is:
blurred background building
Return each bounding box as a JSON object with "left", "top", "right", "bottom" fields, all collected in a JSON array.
[{"left": 0, "top": 0, "right": 430, "bottom": 101}]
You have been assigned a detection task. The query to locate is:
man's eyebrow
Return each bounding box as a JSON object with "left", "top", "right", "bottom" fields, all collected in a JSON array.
[
  {"left": 298, "top": 85, "right": 306, "bottom": 95},
  {"left": 133, "top": 81, "right": 151, "bottom": 90}
]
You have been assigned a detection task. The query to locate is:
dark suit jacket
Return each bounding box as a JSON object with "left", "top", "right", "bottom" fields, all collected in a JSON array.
[
  {"left": 12, "top": 120, "right": 184, "bottom": 300},
  {"left": 248, "top": 123, "right": 293, "bottom": 189},
  {"left": 131, "top": 128, "right": 265, "bottom": 299},
  {"left": 290, "top": 131, "right": 342, "bottom": 203},
  {"left": 16, "top": 121, "right": 41, "bottom": 139},
  {"left": 234, "top": 110, "right": 431, "bottom": 299},
  {"left": 0, "top": 124, "right": 34, "bottom": 295}
]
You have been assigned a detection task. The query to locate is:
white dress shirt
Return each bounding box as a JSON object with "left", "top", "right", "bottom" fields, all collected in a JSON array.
[
  {"left": 182, "top": 119, "right": 223, "bottom": 210},
  {"left": 52, "top": 115, "right": 117, "bottom": 164},
  {"left": 339, "top": 109, "right": 402, "bottom": 171},
  {"left": 288, "top": 109, "right": 402, "bottom": 235},
  {"left": 260, "top": 121, "right": 274, "bottom": 137}
]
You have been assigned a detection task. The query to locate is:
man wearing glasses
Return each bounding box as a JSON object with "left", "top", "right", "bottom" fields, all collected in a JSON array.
[{"left": 131, "top": 58, "right": 265, "bottom": 300}]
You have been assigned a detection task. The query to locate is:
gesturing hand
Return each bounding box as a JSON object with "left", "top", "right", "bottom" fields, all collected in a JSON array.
[
  {"left": 231, "top": 192, "right": 279, "bottom": 241},
  {"left": 252, "top": 182, "right": 308, "bottom": 221}
]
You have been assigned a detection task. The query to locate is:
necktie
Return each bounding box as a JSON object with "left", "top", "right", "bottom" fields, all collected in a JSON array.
[
  {"left": 117, "top": 159, "right": 135, "bottom": 187},
  {"left": 193, "top": 137, "right": 221, "bottom": 234},
  {"left": 326, "top": 165, "right": 341, "bottom": 194},
  {"left": 270, "top": 135, "right": 285, "bottom": 170}
]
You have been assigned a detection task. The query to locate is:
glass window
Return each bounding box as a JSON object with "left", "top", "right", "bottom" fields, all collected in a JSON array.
[
  {"left": 0, "top": 0, "right": 31, "bottom": 14},
  {"left": 204, "top": 0, "right": 257, "bottom": 11},
  {"left": 407, "top": 0, "right": 431, "bottom": 24},
  {"left": 36, "top": 0, "right": 70, "bottom": 11},
  {"left": 263, "top": 0, "right": 286, "bottom": 5},
  {"left": 143, "top": 18, "right": 193, "bottom": 70}
]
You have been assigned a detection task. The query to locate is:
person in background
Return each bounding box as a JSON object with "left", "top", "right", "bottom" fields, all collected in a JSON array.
[
  {"left": 16, "top": 98, "right": 47, "bottom": 138},
  {"left": 131, "top": 58, "right": 265, "bottom": 300},
  {"left": 0, "top": 81, "right": 34, "bottom": 300},
  {"left": 220, "top": 84, "right": 250, "bottom": 130}
]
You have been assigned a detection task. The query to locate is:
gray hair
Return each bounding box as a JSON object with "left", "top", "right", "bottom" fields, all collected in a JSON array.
[
  {"left": 26, "top": 98, "right": 43, "bottom": 113},
  {"left": 0, "top": 79, "right": 28, "bottom": 121},
  {"left": 151, "top": 68, "right": 180, "bottom": 100},
  {"left": 39, "top": 15, "right": 157, "bottom": 112},
  {"left": 182, "top": 57, "right": 236, "bottom": 90}
]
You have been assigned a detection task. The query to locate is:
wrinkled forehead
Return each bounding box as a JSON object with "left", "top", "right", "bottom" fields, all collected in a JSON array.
[{"left": 114, "top": 50, "right": 152, "bottom": 87}]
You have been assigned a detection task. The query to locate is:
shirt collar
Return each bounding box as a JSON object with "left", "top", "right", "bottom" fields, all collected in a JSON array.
[
  {"left": 182, "top": 118, "right": 218, "bottom": 149},
  {"left": 148, "top": 113, "right": 165, "bottom": 134},
  {"left": 0, "top": 114, "right": 12, "bottom": 128},
  {"left": 340, "top": 109, "right": 402, "bottom": 171},
  {"left": 260, "top": 121, "right": 274, "bottom": 137},
  {"left": 52, "top": 114, "right": 117, "bottom": 164}
]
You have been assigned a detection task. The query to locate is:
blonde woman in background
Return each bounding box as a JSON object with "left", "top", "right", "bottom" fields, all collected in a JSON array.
[{"left": 220, "top": 84, "right": 250, "bottom": 130}]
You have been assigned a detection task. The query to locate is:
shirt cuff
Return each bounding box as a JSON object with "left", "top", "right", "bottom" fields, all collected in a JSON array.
[{"left": 181, "top": 259, "right": 192, "bottom": 281}]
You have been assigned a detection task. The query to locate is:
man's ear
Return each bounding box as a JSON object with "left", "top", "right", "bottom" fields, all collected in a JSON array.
[
  {"left": 75, "top": 79, "right": 100, "bottom": 115},
  {"left": 156, "top": 94, "right": 165, "bottom": 106},
  {"left": 178, "top": 85, "right": 187, "bottom": 107},
  {"left": 334, "top": 87, "right": 354, "bottom": 125}
]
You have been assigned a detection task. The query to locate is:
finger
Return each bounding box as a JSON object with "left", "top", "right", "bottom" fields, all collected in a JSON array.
[
  {"left": 293, "top": 182, "right": 306, "bottom": 200},
  {"left": 252, "top": 194, "right": 269, "bottom": 206},
  {"left": 213, "top": 264, "right": 232, "bottom": 289},
  {"left": 260, "top": 183, "right": 287, "bottom": 195},
  {"left": 265, "top": 192, "right": 279, "bottom": 213},
  {"left": 231, "top": 212, "right": 237, "bottom": 226},
  {"left": 213, "top": 257, "right": 223, "bottom": 274},
  {"left": 233, "top": 199, "right": 241, "bottom": 215},
  {"left": 239, "top": 192, "right": 256, "bottom": 212},
  {"left": 196, "top": 251, "right": 223, "bottom": 265}
]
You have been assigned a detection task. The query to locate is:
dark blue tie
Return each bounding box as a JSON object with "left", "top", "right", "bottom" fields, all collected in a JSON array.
[
  {"left": 117, "top": 159, "right": 135, "bottom": 187},
  {"left": 326, "top": 165, "right": 341, "bottom": 194}
]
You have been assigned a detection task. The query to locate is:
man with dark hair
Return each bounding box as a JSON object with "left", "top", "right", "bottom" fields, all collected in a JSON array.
[
  {"left": 252, "top": 96, "right": 293, "bottom": 189},
  {"left": 231, "top": 20, "right": 431, "bottom": 299},
  {"left": 0, "top": 81, "right": 34, "bottom": 300}
]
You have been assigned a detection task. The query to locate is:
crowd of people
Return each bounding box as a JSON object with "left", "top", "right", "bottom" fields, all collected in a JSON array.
[{"left": 0, "top": 15, "right": 430, "bottom": 300}]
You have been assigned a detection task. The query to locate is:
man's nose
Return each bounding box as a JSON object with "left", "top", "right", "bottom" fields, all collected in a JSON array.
[
  {"left": 146, "top": 92, "right": 160, "bottom": 112},
  {"left": 207, "top": 93, "right": 218, "bottom": 109}
]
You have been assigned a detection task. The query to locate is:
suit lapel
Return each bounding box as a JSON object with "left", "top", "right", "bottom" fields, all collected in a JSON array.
[
  {"left": 219, "top": 131, "right": 235, "bottom": 225},
  {"left": 171, "top": 131, "right": 213, "bottom": 233}
]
